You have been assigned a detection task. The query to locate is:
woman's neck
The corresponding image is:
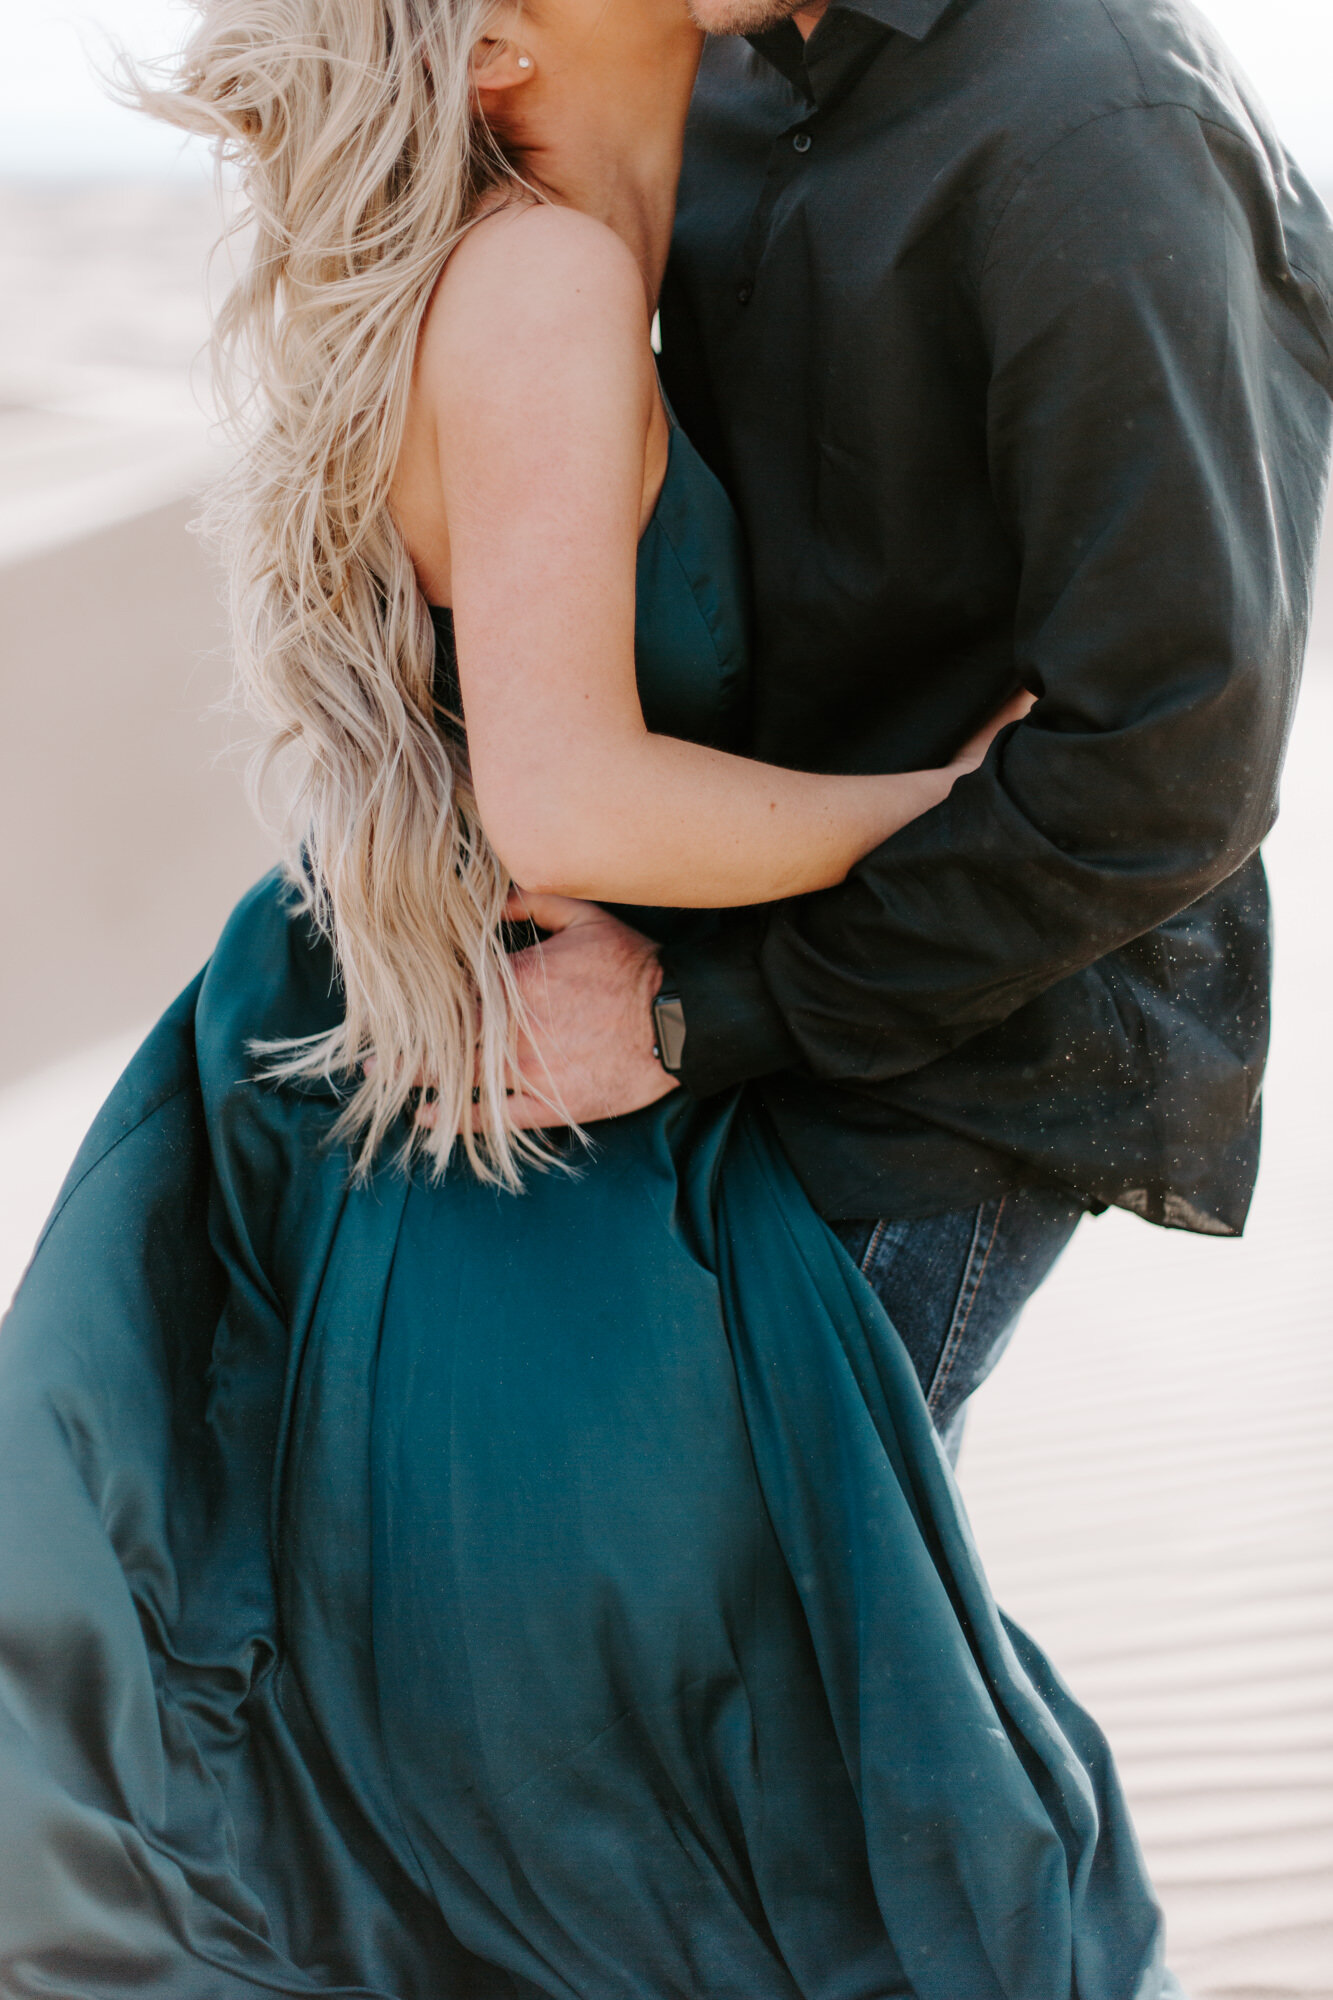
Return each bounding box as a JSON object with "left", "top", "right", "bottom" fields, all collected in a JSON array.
[{"left": 493, "top": 18, "right": 703, "bottom": 303}]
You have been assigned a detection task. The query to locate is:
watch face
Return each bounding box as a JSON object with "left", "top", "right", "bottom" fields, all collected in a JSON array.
[{"left": 654, "top": 994, "right": 688, "bottom": 1073}]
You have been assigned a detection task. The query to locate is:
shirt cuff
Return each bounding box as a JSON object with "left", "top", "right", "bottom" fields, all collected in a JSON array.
[{"left": 659, "top": 919, "right": 801, "bottom": 1097}]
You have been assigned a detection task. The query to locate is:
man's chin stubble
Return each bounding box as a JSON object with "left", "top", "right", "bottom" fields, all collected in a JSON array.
[{"left": 685, "top": 0, "right": 811, "bottom": 36}]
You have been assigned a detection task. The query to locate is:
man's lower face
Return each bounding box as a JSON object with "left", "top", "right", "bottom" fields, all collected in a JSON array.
[{"left": 685, "top": 0, "right": 814, "bottom": 39}]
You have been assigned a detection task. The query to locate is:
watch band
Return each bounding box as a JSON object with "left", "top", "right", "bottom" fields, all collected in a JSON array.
[{"left": 651, "top": 988, "right": 688, "bottom": 1075}]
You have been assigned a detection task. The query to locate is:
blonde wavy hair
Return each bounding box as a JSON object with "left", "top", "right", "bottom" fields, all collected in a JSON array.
[{"left": 131, "top": 0, "right": 555, "bottom": 1187}]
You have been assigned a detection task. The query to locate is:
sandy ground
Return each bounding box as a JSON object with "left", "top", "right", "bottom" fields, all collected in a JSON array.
[
  {"left": 1, "top": 173, "right": 1331, "bottom": 2000},
  {"left": 0, "top": 497, "right": 274, "bottom": 1084}
]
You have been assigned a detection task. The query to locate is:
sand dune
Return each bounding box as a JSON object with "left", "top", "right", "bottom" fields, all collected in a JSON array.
[{"left": 0, "top": 178, "right": 271, "bottom": 1081}]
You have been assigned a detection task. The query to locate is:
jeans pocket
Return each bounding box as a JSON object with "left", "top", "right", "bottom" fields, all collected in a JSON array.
[{"left": 853, "top": 1216, "right": 914, "bottom": 1288}]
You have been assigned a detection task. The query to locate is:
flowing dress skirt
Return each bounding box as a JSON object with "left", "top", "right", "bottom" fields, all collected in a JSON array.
[{"left": 0, "top": 875, "right": 1180, "bottom": 1999}]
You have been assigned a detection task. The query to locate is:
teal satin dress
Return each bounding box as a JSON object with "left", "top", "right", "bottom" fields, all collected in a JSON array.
[{"left": 0, "top": 425, "right": 1180, "bottom": 1999}]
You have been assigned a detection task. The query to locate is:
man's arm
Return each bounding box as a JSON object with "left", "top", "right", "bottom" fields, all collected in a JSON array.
[{"left": 662, "top": 103, "right": 1333, "bottom": 1098}]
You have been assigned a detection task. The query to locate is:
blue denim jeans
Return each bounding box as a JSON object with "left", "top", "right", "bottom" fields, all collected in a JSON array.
[{"left": 833, "top": 1188, "right": 1085, "bottom": 1461}]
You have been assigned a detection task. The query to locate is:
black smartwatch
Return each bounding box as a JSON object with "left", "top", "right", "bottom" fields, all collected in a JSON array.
[{"left": 651, "top": 986, "right": 688, "bottom": 1075}]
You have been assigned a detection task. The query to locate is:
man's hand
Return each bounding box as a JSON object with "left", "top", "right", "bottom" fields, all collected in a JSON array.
[
  {"left": 501, "top": 892, "right": 678, "bottom": 1128},
  {"left": 411, "top": 890, "right": 677, "bottom": 1134}
]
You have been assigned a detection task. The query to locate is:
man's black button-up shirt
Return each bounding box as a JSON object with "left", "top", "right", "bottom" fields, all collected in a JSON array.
[{"left": 658, "top": 0, "right": 1333, "bottom": 1234}]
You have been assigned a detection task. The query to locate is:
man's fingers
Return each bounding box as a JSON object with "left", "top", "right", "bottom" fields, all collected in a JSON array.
[{"left": 419, "top": 1083, "right": 557, "bottom": 1134}]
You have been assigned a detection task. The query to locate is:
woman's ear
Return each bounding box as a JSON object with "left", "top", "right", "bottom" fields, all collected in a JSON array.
[{"left": 471, "top": 38, "right": 536, "bottom": 99}]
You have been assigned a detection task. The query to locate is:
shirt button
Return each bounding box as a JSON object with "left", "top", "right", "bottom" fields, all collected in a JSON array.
[
  {"left": 792, "top": 131, "right": 812, "bottom": 153},
  {"left": 737, "top": 284, "right": 752, "bottom": 305}
]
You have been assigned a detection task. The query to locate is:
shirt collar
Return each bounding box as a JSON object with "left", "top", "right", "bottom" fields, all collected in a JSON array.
[
  {"left": 824, "top": 0, "right": 954, "bottom": 33},
  {"left": 746, "top": 0, "right": 952, "bottom": 109}
]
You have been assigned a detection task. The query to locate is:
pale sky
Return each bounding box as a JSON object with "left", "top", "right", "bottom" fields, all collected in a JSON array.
[{"left": 2, "top": 0, "right": 1331, "bottom": 182}]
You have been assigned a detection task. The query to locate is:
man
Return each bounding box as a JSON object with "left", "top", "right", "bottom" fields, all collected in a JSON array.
[{"left": 511, "top": 0, "right": 1333, "bottom": 1449}]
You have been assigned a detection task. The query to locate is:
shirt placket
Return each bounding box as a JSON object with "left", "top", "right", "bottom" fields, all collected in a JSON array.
[
  {"left": 734, "top": 112, "right": 819, "bottom": 311},
  {"left": 734, "top": 16, "right": 893, "bottom": 310}
]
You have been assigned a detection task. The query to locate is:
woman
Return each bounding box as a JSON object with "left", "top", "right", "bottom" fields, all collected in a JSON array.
[{"left": 0, "top": 1, "right": 1181, "bottom": 1995}]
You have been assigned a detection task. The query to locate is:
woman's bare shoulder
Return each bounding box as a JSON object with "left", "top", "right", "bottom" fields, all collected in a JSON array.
[{"left": 418, "top": 201, "right": 652, "bottom": 411}]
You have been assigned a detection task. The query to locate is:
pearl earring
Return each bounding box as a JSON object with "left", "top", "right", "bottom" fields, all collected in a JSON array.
[{"left": 517, "top": 55, "right": 532, "bottom": 68}]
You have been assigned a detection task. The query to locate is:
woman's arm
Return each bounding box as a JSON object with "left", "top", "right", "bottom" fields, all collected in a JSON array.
[{"left": 410, "top": 206, "right": 1014, "bottom": 910}]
